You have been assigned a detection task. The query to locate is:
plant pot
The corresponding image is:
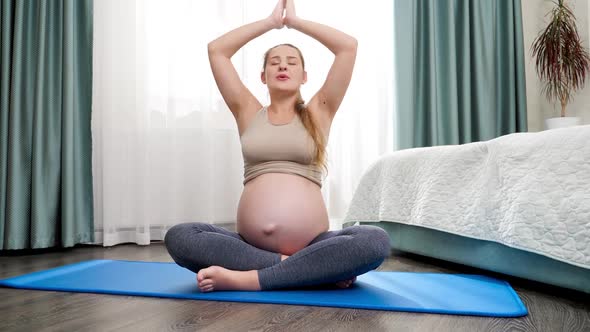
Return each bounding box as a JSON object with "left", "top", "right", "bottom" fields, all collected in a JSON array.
[{"left": 545, "top": 117, "right": 581, "bottom": 130}]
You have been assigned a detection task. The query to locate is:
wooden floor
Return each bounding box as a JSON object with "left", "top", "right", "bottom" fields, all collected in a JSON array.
[{"left": 0, "top": 243, "right": 588, "bottom": 332}]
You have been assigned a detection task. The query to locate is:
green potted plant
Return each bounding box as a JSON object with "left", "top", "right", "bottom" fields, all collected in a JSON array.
[{"left": 531, "top": 0, "right": 590, "bottom": 129}]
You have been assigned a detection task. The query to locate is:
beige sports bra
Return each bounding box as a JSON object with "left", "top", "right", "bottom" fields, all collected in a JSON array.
[{"left": 240, "top": 106, "right": 324, "bottom": 187}]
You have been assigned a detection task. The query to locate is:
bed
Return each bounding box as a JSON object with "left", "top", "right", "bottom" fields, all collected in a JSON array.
[{"left": 343, "top": 125, "right": 590, "bottom": 293}]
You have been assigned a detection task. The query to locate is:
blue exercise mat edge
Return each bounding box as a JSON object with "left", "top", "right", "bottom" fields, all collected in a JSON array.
[{"left": 0, "top": 259, "right": 528, "bottom": 317}]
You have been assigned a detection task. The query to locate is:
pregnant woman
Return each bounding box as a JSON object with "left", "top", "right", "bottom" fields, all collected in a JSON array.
[{"left": 165, "top": 0, "right": 390, "bottom": 292}]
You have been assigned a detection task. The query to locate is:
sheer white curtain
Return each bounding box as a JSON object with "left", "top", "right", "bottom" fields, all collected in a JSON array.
[{"left": 92, "top": 0, "right": 394, "bottom": 246}]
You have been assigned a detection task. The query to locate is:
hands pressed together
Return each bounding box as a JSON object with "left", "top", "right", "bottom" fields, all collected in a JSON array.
[{"left": 268, "top": 0, "right": 299, "bottom": 29}]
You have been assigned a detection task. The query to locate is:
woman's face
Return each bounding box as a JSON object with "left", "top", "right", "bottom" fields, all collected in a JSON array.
[{"left": 262, "top": 45, "right": 307, "bottom": 92}]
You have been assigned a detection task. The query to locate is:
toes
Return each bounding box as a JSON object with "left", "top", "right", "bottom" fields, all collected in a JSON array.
[
  {"left": 336, "top": 280, "right": 350, "bottom": 288},
  {"left": 335, "top": 277, "right": 357, "bottom": 289},
  {"left": 197, "top": 266, "right": 218, "bottom": 282},
  {"left": 200, "top": 285, "right": 214, "bottom": 292},
  {"left": 197, "top": 274, "right": 214, "bottom": 292},
  {"left": 199, "top": 279, "right": 214, "bottom": 287}
]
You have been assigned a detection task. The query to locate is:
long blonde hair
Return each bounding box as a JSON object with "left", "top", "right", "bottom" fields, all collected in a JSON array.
[{"left": 263, "top": 44, "right": 328, "bottom": 174}]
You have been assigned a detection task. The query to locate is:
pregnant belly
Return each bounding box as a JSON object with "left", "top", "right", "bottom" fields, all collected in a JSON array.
[{"left": 237, "top": 173, "right": 329, "bottom": 255}]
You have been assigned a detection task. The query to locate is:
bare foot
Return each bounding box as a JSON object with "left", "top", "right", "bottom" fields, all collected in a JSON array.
[
  {"left": 335, "top": 276, "right": 357, "bottom": 289},
  {"left": 196, "top": 266, "right": 261, "bottom": 292}
]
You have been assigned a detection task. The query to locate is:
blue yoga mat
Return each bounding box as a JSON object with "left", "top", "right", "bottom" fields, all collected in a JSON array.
[{"left": 0, "top": 260, "right": 527, "bottom": 317}]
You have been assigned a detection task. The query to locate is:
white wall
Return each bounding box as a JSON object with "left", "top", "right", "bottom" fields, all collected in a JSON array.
[{"left": 522, "top": 0, "right": 590, "bottom": 131}]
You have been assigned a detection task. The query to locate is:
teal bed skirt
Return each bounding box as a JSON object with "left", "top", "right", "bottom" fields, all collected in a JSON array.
[{"left": 361, "top": 221, "right": 590, "bottom": 294}]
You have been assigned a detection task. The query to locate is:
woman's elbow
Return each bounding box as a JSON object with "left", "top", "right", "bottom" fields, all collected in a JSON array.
[
  {"left": 339, "top": 37, "right": 357, "bottom": 55},
  {"left": 207, "top": 41, "right": 217, "bottom": 55},
  {"left": 349, "top": 37, "right": 358, "bottom": 53}
]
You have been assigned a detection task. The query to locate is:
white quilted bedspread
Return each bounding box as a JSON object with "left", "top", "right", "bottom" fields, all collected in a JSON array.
[{"left": 344, "top": 125, "right": 590, "bottom": 269}]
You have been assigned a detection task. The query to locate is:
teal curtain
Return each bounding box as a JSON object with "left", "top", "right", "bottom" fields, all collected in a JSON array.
[
  {"left": 0, "top": 0, "right": 94, "bottom": 249},
  {"left": 394, "top": 0, "right": 528, "bottom": 149}
]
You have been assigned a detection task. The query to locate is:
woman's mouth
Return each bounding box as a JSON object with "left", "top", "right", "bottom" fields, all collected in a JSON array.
[{"left": 276, "top": 74, "right": 290, "bottom": 81}]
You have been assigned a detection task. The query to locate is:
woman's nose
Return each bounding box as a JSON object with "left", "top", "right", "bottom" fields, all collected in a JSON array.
[{"left": 278, "top": 64, "right": 287, "bottom": 71}]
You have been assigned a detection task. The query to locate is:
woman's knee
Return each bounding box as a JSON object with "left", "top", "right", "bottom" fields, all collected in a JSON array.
[
  {"left": 164, "top": 223, "right": 188, "bottom": 260},
  {"left": 370, "top": 226, "right": 391, "bottom": 257},
  {"left": 354, "top": 225, "right": 391, "bottom": 260},
  {"left": 165, "top": 223, "right": 189, "bottom": 247},
  {"left": 164, "top": 222, "right": 208, "bottom": 257}
]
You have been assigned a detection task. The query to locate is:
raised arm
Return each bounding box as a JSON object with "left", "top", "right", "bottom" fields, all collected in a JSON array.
[
  {"left": 284, "top": 0, "right": 357, "bottom": 115},
  {"left": 208, "top": 0, "right": 284, "bottom": 117}
]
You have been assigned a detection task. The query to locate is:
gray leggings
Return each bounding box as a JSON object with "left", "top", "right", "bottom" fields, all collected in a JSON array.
[{"left": 164, "top": 223, "right": 391, "bottom": 290}]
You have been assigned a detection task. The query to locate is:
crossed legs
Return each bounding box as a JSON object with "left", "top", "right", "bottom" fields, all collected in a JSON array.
[{"left": 164, "top": 222, "right": 391, "bottom": 291}]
